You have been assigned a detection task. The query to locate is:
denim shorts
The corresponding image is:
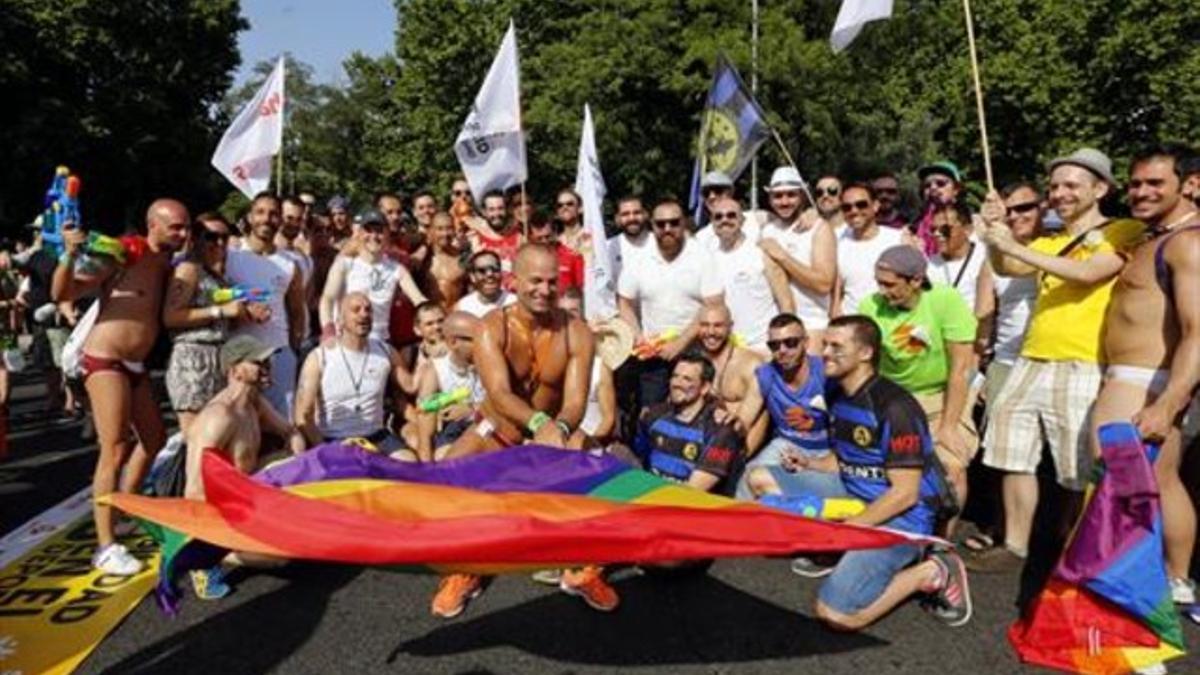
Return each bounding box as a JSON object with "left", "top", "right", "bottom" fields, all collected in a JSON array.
[{"left": 766, "top": 466, "right": 923, "bottom": 616}]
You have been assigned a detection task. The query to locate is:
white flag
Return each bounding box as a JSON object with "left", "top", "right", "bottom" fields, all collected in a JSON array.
[
  {"left": 575, "top": 105, "right": 616, "bottom": 321},
  {"left": 455, "top": 21, "right": 527, "bottom": 203},
  {"left": 212, "top": 57, "right": 285, "bottom": 198},
  {"left": 830, "top": 0, "right": 893, "bottom": 53}
]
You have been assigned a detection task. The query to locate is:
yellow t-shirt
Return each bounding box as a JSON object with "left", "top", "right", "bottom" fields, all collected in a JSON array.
[{"left": 1021, "top": 218, "right": 1145, "bottom": 363}]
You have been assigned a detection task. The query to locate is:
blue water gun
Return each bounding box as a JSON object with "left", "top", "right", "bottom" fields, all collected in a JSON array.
[{"left": 36, "top": 166, "right": 81, "bottom": 257}]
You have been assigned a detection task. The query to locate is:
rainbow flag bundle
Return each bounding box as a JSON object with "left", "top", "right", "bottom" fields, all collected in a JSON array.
[
  {"left": 108, "top": 443, "right": 926, "bottom": 614},
  {"left": 1009, "top": 422, "right": 1187, "bottom": 673}
]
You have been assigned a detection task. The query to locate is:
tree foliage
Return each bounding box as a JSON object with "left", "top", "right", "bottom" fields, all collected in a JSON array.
[{"left": 0, "top": 0, "right": 245, "bottom": 230}]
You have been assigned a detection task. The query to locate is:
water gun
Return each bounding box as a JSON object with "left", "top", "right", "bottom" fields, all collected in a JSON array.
[
  {"left": 759, "top": 493, "right": 866, "bottom": 520},
  {"left": 631, "top": 328, "right": 680, "bottom": 360},
  {"left": 36, "top": 166, "right": 82, "bottom": 257},
  {"left": 418, "top": 386, "right": 470, "bottom": 413},
  {"left": 210, "top": 285, "right": 272, "bottom": 305},
  {"left": 83, "top": 233, "right": 147, "bottom": 266}
]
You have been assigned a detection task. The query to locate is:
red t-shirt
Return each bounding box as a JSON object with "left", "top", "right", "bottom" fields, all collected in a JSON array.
[{"left": 556, "top": 243, "right": 585, "bottom": 291}]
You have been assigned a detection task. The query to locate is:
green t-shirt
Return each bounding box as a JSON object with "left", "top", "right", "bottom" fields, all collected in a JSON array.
[{"left": 858, "top": 284, "right": 977, "bottom": 395}]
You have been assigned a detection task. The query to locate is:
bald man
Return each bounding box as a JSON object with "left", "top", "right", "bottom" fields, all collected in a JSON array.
[
  {"left": 411, "top": 311, "right": 485, "bottom": 461},
  {"left": 53, "top": 199, "right": 189, "bottom": 575},
  {"left": 433, "top": 244, "right": 614, "bottom": 618},
  {"left": 695, "top": 304, "right": 769, "bottom": 453}
]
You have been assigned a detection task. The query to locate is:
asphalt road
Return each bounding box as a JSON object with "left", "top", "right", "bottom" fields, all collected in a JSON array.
[{"left": 3, "top": 370, "right": 1198, "bottom": 674}]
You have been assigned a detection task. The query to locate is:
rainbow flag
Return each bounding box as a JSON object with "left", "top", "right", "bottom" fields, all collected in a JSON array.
[
  {"left": 108, "top": 443, "right": 927, "bottom": 614},
  {"left": 1009, "top": 422, "right": 1186, "bottom": 673}
]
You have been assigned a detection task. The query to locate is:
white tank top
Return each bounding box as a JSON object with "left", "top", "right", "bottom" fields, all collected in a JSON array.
[
  {"left": 992, "top": 274, "right": 1038, "bottom": 365},
  {"left": 342, "top": 256, "right": 404, "bottom": 342},
  {"left": 580, "top": 357, "right": 604, "bottom": 436},
  {"left": 712, "top": 238, "right": 776, "bottom": 350},
  {"left": 317, "top": 338, "right": 391, "bottom": 438},
  {"left": 431, "top": 354, "right": 485, "bottom": 407},
  {"left": 761, "top": 222, "right": 830, "bottom": 329},
  {"left": 225, "top": 247, "right": 297, "bottom": 349}
]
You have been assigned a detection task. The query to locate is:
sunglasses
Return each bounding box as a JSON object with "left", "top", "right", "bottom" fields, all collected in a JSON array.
[
  {"left": 817, "top": 186, "right": 841, "bottom": 197},
  {"left": 923, "top": 178, "right": 952, "bottom": 190},
  {"left": 471, "top": 264, "right": 501, "bottom": 275},
  {"left": 653, "top": 218, "right": 683, "bottom": 230},
  {"left": 452, "top": 189, "right": 470, "bottom": 197},
  {"left": 711, "top": 210, "right": 740, "bottom": 221},
  {"left": 201, "top": 229, "right": 230, "bottom": 243},
  {"left": 840, "top": 200, "right": 871, "bottom": 213},
  {"left": 1006, "top": 201, "right": 1040, "bottom": 216},
  {"left": 766, "top": 336, "right": 805, "bottom": 352}
]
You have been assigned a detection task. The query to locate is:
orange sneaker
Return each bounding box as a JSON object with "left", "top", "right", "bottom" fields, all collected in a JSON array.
[
  {"left": 431, "top": 573, "right": 483, "bottom": 618},
  {"left": 560, "top": 566, "right": 619, "bottom": 612}
]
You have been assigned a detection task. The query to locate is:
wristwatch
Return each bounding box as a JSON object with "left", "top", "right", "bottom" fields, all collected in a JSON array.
[{"left": 526, "top": 411, "right": 551, "bottom": 435}]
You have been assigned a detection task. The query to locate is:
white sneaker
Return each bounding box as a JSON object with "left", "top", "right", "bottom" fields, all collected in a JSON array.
[
  {"left": 1170, "top": 577, "right": 1196, "bottom": 605},
  {"left": 92, "top": 543, "right": 143, "bottom": 575},
  {"left": 1135, "top": 663, "right": 1167, "bottom": 675}
]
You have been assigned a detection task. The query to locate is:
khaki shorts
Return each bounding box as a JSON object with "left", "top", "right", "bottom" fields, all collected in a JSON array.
[
  {"left": 982, "top": 357, "right": 1100, "bottom": 489},
  {"left": 914, "top": 388, "right": 980, "bottom": 472}
]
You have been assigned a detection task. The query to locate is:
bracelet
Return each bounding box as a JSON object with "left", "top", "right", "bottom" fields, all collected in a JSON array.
[
  {"left": 526, "top": 411, "right": 551, "bottom": 435},
  {"left": 554, "top": 419, "right": 573, "bottom": 437},
  {"left": 210, "top": 305, "right": 222, "bottom": 320}
]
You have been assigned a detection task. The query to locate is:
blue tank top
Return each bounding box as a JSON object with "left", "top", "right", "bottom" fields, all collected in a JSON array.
[{"left": 754, "top": 355, "right": 831, "bottom": 454}]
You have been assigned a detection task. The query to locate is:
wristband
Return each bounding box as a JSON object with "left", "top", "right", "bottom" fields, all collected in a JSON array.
[
  {"left": 554, "top": 419, "right": 573, "bottom": 437},
  {"left": 210, "top": 305, "right": 222, "bottom": 320},
  {"left": 57, "top": 251, "right": 76, "bottom": 267},
  {"left": 526, "top": 411, "right": 551, "bottom": 435}
]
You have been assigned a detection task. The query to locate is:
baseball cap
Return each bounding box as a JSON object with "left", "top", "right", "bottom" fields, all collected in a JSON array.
[
  {"left": 701, "top": 171, "right": 734, "bottom": 190},
  {"left": 918, "top": 161, "right": 963, "bottom": 183},
  {"left": 219, "top": 335, "right": 277, "bottom": 372},
  {"left": 1046, "top": 147, "right": 1116, "bottom": 186},
  {"left": 876, "top": 245, "right": 931, "bottom": 288},
  {"left": 765, "top": 166, "right": 806, "bottom": 192},
  {"left": 355, "top": 209, "right": 386, "bottom": 227},
  {"left": 327, "top": 195, "right": 349, "bottom": 212}
]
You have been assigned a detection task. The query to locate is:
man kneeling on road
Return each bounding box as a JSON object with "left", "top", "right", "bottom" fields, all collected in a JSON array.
[
  {"left": 745, "top": 316, "right": 971, "bottom": 630},
  {"left": 184, "top": 334, "right": 307, "bottom": 598}
]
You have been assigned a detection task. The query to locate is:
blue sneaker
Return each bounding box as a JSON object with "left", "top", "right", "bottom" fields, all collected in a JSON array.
[{"left": 190, "top": 566, "right": 231, "bottom": 600}]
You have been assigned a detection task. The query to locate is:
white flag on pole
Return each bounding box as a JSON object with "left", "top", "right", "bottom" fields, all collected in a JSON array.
[
  {"left": 212, "top": 56, "right": 285, "bottom": 198},
  {"left": 575, "top": 104, "right": 616, "bottom": 321},
  {"left": 455, "top": 21, "right": 527, "bottom": 203},
  {"left": 830, "top": 0, "right": 893, "bottom": 53}
]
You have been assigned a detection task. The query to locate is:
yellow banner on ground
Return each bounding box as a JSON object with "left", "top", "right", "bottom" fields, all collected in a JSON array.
[{"left": 0, "top": 518, "right": 158, "bottom": 674}]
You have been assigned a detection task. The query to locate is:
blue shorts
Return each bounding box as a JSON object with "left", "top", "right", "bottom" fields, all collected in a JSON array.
[
  {"left": 765, "top": 466, "right": 923, "bottom": 616},
  {"left": 735, "top": 437, "right": 831, "bottom": 500}
]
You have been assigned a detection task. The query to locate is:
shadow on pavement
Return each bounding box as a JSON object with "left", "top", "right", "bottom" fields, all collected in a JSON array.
[
  {"left": 396, "top": 571, "right": 886, "bottom": 667},
  {"left": 97, "top": 563, "right": 362, "bottom": 675}
]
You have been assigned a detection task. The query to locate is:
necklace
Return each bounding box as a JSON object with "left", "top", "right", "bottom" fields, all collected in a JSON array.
[{"left": 336, "top": 341, "right": 371, "bottom": 413}]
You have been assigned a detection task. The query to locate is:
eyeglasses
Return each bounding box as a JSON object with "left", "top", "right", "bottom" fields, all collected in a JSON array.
[
  {"left": 923, "top": 178, "right": 952, "bottom": 190},
  {"left": 711, "top": 210, "right": 740, "bottom": 221},
  {"left": 1006, "top": 201, "right": 1040, "bottom": 216},
  {"left": 766, "top": 336, "right": 805, "bottom": 352},
  {"left": 556, "top": 201, "right": 578, "bottom": 209},
  {"left": 201, "top": 229, "right": 230, "bottom": 243},
  {"left": 816, "top": 186, "right": 841, "bottom": 197},
  {"left": 471, "top": 264, "right": 501, "bottom": 275},
  {"left": 653, "top": 218, "right": 684, "bottom": 230},
  {"left": 840, "top": 200, "right": 871, "bottom": 213}
]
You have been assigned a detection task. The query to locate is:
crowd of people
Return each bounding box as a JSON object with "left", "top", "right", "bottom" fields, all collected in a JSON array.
[{"left": 8, "top": 142, "right": 1200, "bottom": 637}]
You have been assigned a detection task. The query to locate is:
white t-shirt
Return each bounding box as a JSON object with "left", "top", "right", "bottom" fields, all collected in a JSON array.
[
  {"left": 760, "top": 221, "right": 830, "bottom": 329},
  {"left": 929, "top": 242, "right": 986, "bottom": 310},
  {"left": 454, "top": 290, "right": 516, "bottom": 319},
  {"left": 992, "top": 273, "right": 1038, "bottom": 364},
  {"left": 226, "top": 247, "right": 297, "bottom": 350},
  {"left": 711, "top": 236, "right": 778, "bottom": 350},
  {"left": 342, "top": 256, "right": 405, "bottom": 342},
  {"left": 606, "top": 233, "right": 650, "bottom": 285},
  {"left": 836, "top": 226, "right": 904, "bottom": 317},
  {"left": 617, "top": 239, "right": 722, "bottom": 337},
  {"left": 580, "top": 357, "right": 605, "bottom": 437}
]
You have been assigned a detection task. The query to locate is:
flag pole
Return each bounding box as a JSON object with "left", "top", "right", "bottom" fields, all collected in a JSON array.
[
  {"left": 768, "top": 127, "right": 815, "bottom": 206},
  {"left": 961, "top": 0, "right": 994, "bottom": 191},
  {"left": 750, "top": 0, "right": 760, "bottom": 212}
]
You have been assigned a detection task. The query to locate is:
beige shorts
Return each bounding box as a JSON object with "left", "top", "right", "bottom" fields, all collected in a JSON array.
[
  {"left": 982, "top": 357, "right": 1101, "bottom": 489},
  {"left": 914, "top": 389, "right": 980, "bottom": 472}
]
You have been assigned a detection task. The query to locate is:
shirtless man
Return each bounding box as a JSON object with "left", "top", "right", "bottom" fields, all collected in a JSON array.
[
  {"left": 694, "top": 304, "right": 768, "bottom": 453},
  {"left": 420, "top": 212, "right": 467, "bottom": 310},
  {"left": 432, "top": 244, "right": 610, "bottom": 617},
  {"left": 52, "top": 199, "right": 188, "bottom": 574},
  {"left": 1088, "top": 144, "right": 1200, "bottom": 603},
  {"left": 185, "top": 334, "right": 306, "bottom": 598}
]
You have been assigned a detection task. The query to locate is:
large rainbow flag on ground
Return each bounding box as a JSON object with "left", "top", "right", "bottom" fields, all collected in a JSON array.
[
  {"left": 1009, "top": 422, "right": 1187, "bottom": 673},
  {"left": 108, "top": 443, "right": 927, "bottom": 614}
]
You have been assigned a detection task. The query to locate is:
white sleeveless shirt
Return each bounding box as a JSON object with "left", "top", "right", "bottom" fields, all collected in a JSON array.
[
  {"left": 225, "top": 247, "right": 297, "bottom": 350},
  {"left": 317, "top": 338, "right": 392, "bottom": 439},
  {"left": 431, "top": 354, "right": 485, "bottom": 407},
  {"left": 342, "top": 256, "right": 404, "bottom": 342},
  {"left": 760, "top": 221, "right": 830, "bottom": 330}
]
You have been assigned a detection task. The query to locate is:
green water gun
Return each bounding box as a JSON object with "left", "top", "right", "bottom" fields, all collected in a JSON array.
[{"left": 418, "top": 386, "right": 471, "bottom": 413}]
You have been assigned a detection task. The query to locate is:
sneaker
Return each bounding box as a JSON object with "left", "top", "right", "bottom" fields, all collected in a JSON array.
[
  {"left": 964, "top": 545, "right": 1025, "bottom": 574},
  {"left": 1170, "top": 577, "right": 1196, "bottom": 605},
  {"left": 924, "top": 550, "right": 972, "bottom": 627},
  {"left": 790, "top": 556, "right": 835, "bottom": 578},
  {"left": 190, "top": 566, "right": 231, "bottom": 600},
  {"left": 92, "top": 543, "right": 143, "bottom": 576},
  {"left": 431, "top": 574, "right": 483, "bottom": 619},
  {"left": 531, "top": 569, "right": 563, "bottom": 586},
  {"left": 560, "top": 566, "right": 619, "bottom": 612}
]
